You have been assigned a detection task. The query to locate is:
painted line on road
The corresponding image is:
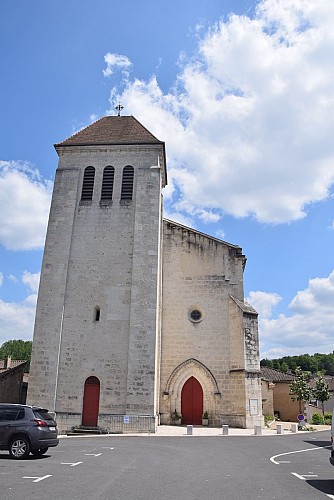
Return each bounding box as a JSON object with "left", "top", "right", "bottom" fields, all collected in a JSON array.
[
  {"left": 270, "top": 445, "right": 331, "bottom": 465},
  {"left": 85, "top": 453, "right": 102, "bottom": 457},
  {"left": 326, "top": 495, "right": 334, "bottom": 499},
  {"left": 61, "top": 462, "right": 83, "bottom": 467},
  {"left": 23, "top": 475, "right": 52, "bottom": 483},
  {"left": 291, "top": 472, "right": 318, "bottom": 480},
  {"left": 102, "top": 447, "right": 114, "bottom": 449}
]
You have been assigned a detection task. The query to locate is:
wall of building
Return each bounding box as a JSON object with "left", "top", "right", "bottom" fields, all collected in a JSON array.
[
  {"left": 159, "top": 221, "right": 261, "bottom": 428},
  {"left": 28, "top": 144, "right": 164, "bottom": 433},
  {"left": 0, "top": 367, "right": 25, "bottom": 403},
  {"left": 273, "top": 382, "right": 300, "bottom": 421}
]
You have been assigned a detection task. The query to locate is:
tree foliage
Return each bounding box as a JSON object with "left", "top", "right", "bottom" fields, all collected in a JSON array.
[
  {"left": 313, "top": 375, "right": 331, "bottom": 419},
  {"left": 261, "top": 352, "right": 334, "bottom": 375},
  {"left": 0, "top": 340, "right": 32, "bottom": 372},
  {"left": 289, "top": 367, "right": 313, "bottom": 414}
]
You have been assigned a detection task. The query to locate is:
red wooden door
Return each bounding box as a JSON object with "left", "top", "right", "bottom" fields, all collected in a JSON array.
[
  {"left": 82, "top": 376, "right": 100, "bottom": 426},
  {"left": 181, "top": 376, "right": 203, "bottom": 425}
]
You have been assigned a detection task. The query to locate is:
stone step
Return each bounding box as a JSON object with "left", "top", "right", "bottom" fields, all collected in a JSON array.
[{"left": 66, "top": 426, "right": 108, "bottom": 435}]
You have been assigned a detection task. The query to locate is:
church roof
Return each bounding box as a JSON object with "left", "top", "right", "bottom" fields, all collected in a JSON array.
[
  {"left": 55, "top": 115, "right": 164, "bottom": 147},
  {"left": 55, "top": 115, "right": 167, "bottom": 185},
  {"left": 230, "top": 296, "right": 258, "bottom": 316}
]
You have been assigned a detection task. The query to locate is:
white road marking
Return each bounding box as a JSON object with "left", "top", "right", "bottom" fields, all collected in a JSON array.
[
  {"left": 291, "top": 472, "right": 318, "bottom": 480},
  {"left": 326, "top": 495, "right": 334, "bottom": 499},
  {"left": 277, "top": 461, "right": 291, "bottom": 463},
  {"left": 23, "top": 475, "right": 52, "bottom": 483},
  {"left": 102, "top": 447, "right": 114, "bottom": 449},
  {"left": 85, "top": 453, "right": 102, "bottom": 457},
  {"left": 270, "top": 445, "right": 331, "bottom": 464},
  {"left": 61, "top": 462, "right": 82, "bottom": 467}
]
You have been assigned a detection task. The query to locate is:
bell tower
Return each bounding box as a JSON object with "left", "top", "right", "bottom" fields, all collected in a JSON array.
[{"left": 28, "top": 115, "right": 166, "bottom": 432}]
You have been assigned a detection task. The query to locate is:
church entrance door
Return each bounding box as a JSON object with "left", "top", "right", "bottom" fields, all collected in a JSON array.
[
  {"left": 82, "top": 376, "right": 100, "bottom": 426},
  {"left": 181, "top": 376, "right": 203, "bottom": 425}
]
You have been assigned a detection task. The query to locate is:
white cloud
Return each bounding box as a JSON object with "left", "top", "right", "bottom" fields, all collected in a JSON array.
[
  {"left": 0, "top": 161, "right": 52, "bottom": 250},
  {"left": 0, "top": 271, "right": 39, "bottom": 346},
  {"left": 106, "top": 0, "right": 334, "bottom": 224},
  {"left": 22, "top": 271, "right": 40, "bottom": 294},
  {"left": 0, "top": 295, "right": 36, "bottom": 346},
  {"left": 246, "top": 290, "right": 282, "bottom": 319},
  {"left": 8, "top": 274, "right": 18, "bottom": 283},
  {"left": 252, "top": 270, "right": 334, "bottom": 358},
  {"left": 103, "top": 53, "right": 132, "bottom": 78},
  {"left": 215, "top": 229, "right": 226, "bottom": 239}
]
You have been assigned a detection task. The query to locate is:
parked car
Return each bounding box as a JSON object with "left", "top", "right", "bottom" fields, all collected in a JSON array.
[
  {"left": 0, "top": 403, "right": 59, "bottom": 459},
  {"left": 330, "top": 412, "right": 334, "bottom": 466}
]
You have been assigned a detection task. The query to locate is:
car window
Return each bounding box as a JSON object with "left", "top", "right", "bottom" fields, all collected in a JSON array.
[
  {"left": 16, "top": 409, "right": 25, "bottom": 420},
  {"left": 33, "top": 409, "right": 53, "bottom": 421},
  {"left": 0, "top": 408, "right": 20, "bottom": 421}
]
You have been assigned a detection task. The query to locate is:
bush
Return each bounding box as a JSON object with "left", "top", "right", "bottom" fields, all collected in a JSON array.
[
  {"left": 264, "top": 415, "right": 275, "bottom": 427},
  {"left": 324, "top": 412, "right": 332, "bottom": 425},
  {"left": 310, "top": 413, "right": 324, "bottom": 425}
]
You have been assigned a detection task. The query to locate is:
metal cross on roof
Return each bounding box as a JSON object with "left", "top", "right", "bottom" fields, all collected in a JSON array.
[{"left": 115, "top": 102, "right": 124, "bottom": 116}]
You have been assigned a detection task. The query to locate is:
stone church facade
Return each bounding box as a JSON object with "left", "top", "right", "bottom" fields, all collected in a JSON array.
[{"left": 28, "top": 116, "right": 263, "bottom": 432}]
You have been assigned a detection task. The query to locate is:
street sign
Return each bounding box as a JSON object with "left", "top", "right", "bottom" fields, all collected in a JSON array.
[
  {"left": 123, "top": 415, "right": 130, "bottom": 424},
  {"left": 297, "top": 414, "right": 305, "bottom": 421}
]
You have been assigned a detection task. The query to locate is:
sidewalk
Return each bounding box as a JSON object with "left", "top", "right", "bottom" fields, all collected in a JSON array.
[
  {"left": 153, "top": 423, "right": 330, "bottom": 437},
  {"left": 60, "top": 423, "right": 330, "bottom": 438}
]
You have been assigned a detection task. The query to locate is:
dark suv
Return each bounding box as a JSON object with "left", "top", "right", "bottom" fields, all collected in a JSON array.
[{"left": 0, "top": 404, "right": 59, "bottom": 459}]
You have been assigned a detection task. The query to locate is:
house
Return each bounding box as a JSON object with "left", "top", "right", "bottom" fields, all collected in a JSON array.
[
  {"left": 261, "top": 366, "right": 300, "bottom": 421},
  {"left": 0, "top": 357, "right": 27, "bottom": 404}
]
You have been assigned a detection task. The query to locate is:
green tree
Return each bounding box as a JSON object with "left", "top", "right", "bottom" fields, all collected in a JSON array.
[
  {"left": 289, "top": 367, "right": 313, "bottom": 416},
  {"left": 313, "top": 375, "right": 331, "bottom": 420},
  {"left": 0, "top": 340, "right": 32, "bottom": 372}
]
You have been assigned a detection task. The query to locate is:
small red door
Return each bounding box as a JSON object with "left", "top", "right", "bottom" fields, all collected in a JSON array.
[
  {"left": 82, "top": 376, "right": 100, "bottom": 426},
  {"left": 181, "top": 376, "right": 203, "bottom": 425}
]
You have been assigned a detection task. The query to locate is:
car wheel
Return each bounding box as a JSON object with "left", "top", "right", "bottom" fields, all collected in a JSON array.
[
  {"left": 9, "top": 436, "right": 31, "bottom": 460},
  {"left": 32, "top": 447, "right": 49, "bottom": 456}
]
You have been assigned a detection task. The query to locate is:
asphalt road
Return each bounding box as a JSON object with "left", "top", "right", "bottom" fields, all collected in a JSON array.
[{"left": 0, "top": 431, "right": 333, "bottom": 499}]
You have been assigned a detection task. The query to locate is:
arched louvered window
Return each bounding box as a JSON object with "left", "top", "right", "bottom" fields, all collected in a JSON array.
[
  {"left": 81, "top": 166, "right": 95, "bottom": 201},
  {"left": 121, "top": 166, "right": 134, "bottom": 200},
  {"left": 101, "top": 166, "right": 114, "bottom": 201}
]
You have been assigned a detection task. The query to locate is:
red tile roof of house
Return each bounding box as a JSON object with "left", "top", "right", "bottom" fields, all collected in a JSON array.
[{"left": 261, "top": 366, "right": 297, "bottom": 382}]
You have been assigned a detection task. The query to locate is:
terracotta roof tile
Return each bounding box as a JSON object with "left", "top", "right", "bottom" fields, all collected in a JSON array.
[
  {"left": 261, "top": 366, "right": 297, "bottom": 382},
  {"left": 55, "top": 115, "right": 164, "bottom": 147}
]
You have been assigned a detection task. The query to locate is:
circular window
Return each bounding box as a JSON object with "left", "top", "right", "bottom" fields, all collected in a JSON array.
[{"left": 189, "top": 309, "right": 202, "bottom": 322}]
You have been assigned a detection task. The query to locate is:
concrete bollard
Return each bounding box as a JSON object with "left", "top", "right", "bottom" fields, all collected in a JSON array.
[
  {"left": 187, "top": 425, "right": 193, "bottom": 435},
  {"left": 254, "top": 425, "right": 262, "bottom": 436},
  {"left": 277, "top": 423, "right": 284, "bottom": 434},
  {"left": 222, "top": 425, "right": 229, "bottom": 436},
  {"left": 291, "top": 423, "right": 298, "bottom": 433}
]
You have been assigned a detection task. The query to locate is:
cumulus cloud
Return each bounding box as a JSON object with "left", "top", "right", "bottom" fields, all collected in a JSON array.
[
  {"left": 246, "top": 290, "right": 282, "bottom": 319},
  {"left": 22, "top": 271, "right": 40, "bottom": 295},
  {"left": 249, "top": 270, "right": 334, "bottom": 358},
  {"left": 105, "top": 0, "right": 334, "bottom": 225},
  {"left": 0, "top": 271, "right": 39, "bottom": 345},
  {"left": 0, "top": 161, "right": 52, "bottom": 250}
]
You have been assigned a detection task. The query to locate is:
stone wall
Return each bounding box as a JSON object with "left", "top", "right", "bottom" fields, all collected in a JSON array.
[
  {"left": 28, "top": 143, "right": 164, "bottom": 430},
  {"left": 160, "top": 221, "right": 261, "bottom": 428}
]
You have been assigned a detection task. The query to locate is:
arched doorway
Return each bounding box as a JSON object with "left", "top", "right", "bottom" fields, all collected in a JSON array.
[
  {"left": 181, "top": 376, "right": 203, "bottom": 425},
  {"left": 82, "top": 376, "right": 100, "bottom": 426}
]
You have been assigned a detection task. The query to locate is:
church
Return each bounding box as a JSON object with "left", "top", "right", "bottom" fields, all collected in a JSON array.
[{"left": 27, "top": 114, "right": 263, "bottom": 433}]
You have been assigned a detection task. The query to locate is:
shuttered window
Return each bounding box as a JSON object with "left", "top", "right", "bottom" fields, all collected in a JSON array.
[
  {"left": 81, "top": 166, "right": 95, "bottom": 201},
  {"left": 121, "top": 166, "right": 134, "bottom": 200},
  {"left": 101, "top": 166, "right": 114, "bottom": 201}
]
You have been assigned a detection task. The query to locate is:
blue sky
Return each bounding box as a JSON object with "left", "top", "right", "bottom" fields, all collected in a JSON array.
[{"left": 1, "top": 0, "right": 333, "bottom": 358}]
